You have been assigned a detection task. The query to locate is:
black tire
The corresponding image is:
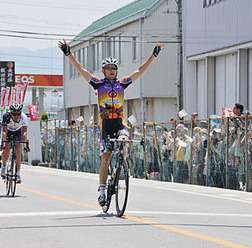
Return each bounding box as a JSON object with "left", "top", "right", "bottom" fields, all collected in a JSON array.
[
  {"left": 115, "top": 160, "right": 129, "bottom": 217},
  {"left": 5, "top": 155, "right": 13, "bottom": 196},
  {"left": 10, "top": 158, "right": 17, "bottom": 197},
  {"left": 5, "top": 166, "right": 11, "bottom": 196},
  {"left": 102, "top": 182, "right": 113, "bottom": 213}
]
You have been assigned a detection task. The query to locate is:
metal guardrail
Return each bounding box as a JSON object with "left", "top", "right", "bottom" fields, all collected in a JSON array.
[{"left": 40, "top": 117, "right": 252, "bottom": 192}]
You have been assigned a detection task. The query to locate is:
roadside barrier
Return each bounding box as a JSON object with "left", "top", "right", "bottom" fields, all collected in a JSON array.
[{"left": 40, "top": 117, "right": 252, "bottom": 192}]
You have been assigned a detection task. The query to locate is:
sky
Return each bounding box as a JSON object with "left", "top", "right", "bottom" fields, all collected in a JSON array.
[
  {"left": 0, "top": 0, "right": 135, "bottom": 75},
  {"left": 0, "top": 0, "right": 134, "bottom": 112},
  {"left": 0, "top": 0, "right": 135, "bottom": 51}
]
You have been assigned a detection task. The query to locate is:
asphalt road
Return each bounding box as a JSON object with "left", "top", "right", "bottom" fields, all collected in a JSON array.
[{"left": 0, "top": 165, "right": 252, "bottom": 248}]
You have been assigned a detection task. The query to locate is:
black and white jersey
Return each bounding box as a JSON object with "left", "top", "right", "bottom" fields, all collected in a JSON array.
[{"left": 2, "top": 112, "right": 28, "bottom": 132}]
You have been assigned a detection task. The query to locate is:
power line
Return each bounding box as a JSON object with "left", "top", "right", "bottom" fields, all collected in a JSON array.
[
  {"left": 0, "top": 33, "right": 180, "bottom": 44},
  {"left": 0, "top": 52, "right": 62, "bottom": 60},
  {"left": 0, "top": 30, "right": 179, "bottom": 44},
  {"left": 0, "top": 28, "right": 176, "bottom": 39},
  {"left": 17, "top": 65, "right": 63, "bottom": 71},
  {"left": 0, "top": 0, "right": 109, "bottom": 11},
  {"left": 0, "top": 13, "right": 89, "bottom": 29},
  {"left": 0, "top": 29, "right": 76, "bottom": 37}
]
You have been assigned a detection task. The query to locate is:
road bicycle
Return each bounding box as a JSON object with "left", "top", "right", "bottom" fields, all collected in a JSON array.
[
  {"left": 102, "top": 136, "right": 143, "bottom": 217},
  {"left": 2, "top": 136, "right": 29, "bottom": 197}
]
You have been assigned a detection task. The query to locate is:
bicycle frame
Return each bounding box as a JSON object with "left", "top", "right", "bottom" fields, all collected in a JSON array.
[{"left": 102, "top": 137, "right": 143, "bottom": 216}]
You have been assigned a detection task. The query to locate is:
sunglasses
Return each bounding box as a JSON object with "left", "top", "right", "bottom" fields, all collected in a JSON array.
[
  {"left": 11, "top": 112, "right": 21, "bottom": 116},
  {"left": 103, "top": 65, "right": 118, "bottom": 70}
]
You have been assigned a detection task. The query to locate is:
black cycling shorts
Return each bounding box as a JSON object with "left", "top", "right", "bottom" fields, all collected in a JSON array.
[
  {"left": 7, "top": 129, "right": 23, "bottom": 141},
  {"left": 100, "top": 118, "right": 128, "bottom": 151}
]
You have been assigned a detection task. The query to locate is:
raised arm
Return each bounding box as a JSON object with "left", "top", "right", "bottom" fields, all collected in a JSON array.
[
  {"left": 124, "top": 41, "right": 165, "bottom": 82},
  {"left": 58, "top": 39, "right": 99, "bottom": 82}
]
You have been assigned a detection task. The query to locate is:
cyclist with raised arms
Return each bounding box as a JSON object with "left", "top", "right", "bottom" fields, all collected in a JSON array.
[
  {"left": 58, "top": 39, "right": 164, "bottom": 206},
  {"left": 0, "top": 103, "right": 29, "bottom": 183}
]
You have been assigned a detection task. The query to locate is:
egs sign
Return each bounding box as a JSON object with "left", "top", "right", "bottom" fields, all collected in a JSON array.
[{"left": 15, "top": 75, "right": 35, "bottom": 84}]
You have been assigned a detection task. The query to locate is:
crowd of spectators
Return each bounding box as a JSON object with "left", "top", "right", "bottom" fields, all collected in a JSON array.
[{"left": 40, "top": 103, "right": 252, "bottom": 192}]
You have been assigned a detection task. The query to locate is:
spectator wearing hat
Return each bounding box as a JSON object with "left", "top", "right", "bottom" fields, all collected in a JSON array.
[{"left": 175, "top": 126, "right": 190, "bottom": 183}]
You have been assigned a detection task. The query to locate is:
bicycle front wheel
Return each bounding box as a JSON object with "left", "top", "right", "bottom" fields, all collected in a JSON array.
[
  {"left": 10, "top": 158, "right": 17, "bottom": 197},
  {"left": 115, "top": 160, "right": 129, "bottom": 217}
]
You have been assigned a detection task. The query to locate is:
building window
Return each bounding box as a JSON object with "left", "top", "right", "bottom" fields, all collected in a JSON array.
[
  {"left": 115, "top": 37, "right": 119, "bottom": 63},
  {"left": 73, "top": 51, "right": 77, "bottom": 77},
  {"left": 106, "top": 37, "right": 115, "bottom": 58},
  {"left": 119, "top": 34, "right": 123, "bottom": 64},
  {"left": 112, "top": 37, "right": 115, "bottom": 57},
  {"left": 92, "top": 43, "right": 97, "bottom": 72},
  {"left": 69, "top": 60, "right": 73, "bottom": 78},
  {"left": 83, "top": 47, "right": 88, "bottom": 69},
  {"left": 107, "top": 37, "right": 112, "bottom": 57},
  {"left": 98, "top": 42, "right": 103, "bottom": 70},
  {"left": 77, "top": 50, "right": 81, "bottom": 77},
  {"left": 132, "top": 36, "right": 138, "bottom": 61}
]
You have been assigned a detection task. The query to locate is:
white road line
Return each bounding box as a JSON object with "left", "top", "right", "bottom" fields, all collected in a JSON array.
[
  {"left": 0, "top": 211, "right": 252, "bottom": 218},
  {"left": 0, "top": 211, "right": 102, "bottom": 218}
]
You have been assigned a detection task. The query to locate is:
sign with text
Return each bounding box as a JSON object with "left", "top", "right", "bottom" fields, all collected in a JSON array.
[
  {"left": 0, "top": 61, "right": 15, "bottom": 88},
  {"left": 15, "top": 74, "right": 63, "bottom": 87},
  {"left": 29, "top": 104, "right": 39, "bottom": 121}
]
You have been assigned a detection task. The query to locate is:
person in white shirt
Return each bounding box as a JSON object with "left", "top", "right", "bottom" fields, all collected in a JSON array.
[{"left": 0, "top": 103, "right": 29, "bottom": 183}]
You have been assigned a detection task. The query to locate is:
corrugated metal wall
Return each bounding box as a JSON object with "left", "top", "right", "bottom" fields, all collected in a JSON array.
[{"left": 184, "top": 0, "right": 252, "bottom": 57}]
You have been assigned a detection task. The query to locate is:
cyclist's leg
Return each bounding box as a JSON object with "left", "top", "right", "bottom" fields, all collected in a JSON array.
[
  {"left": 1, "top": 143, "right": 11, "bottom": 177},
  {"left": 14, "top": 130, "right": 23, "bottom": 182},
  {"left": 1, "top": 143, "right": 11, "bottom": 164},
  {"left": 117, "top": 126, "right": 129, "bottom": 160},
  {"left": 99, "top": 151, "right": 111, "bottom": 184},
  {"left": 15, "top": 143, "right": 22, "bottom": 182},
  {"left": 98, "top": 119, "right": 114, "bottom": 205},
  {"left": 98, "top": 151, "right": 111, "bottom": 205}
]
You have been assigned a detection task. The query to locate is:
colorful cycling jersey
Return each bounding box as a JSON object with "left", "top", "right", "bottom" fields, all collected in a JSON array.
[
  {"left": 89, "top": 76, "right": 132, "bottom": 120},
  {"left": 2, "top": 112, "right": 28, "bottom": 132}
]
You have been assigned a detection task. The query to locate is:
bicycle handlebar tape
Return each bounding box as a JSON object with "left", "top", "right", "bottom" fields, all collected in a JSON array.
[
  {"left": 60, "top": 43, "right": 71, "bottom": 56},
  {"left": 152, "top": 45, "right": 161, "bottom": 57}
]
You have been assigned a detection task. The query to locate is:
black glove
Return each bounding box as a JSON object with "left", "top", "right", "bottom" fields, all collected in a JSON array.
[
  {"left": 153, "top": 45, "right": 161, "bottom": 57},
  {"left": 60, "top": 43, "right": 71, "bottom": 56}
]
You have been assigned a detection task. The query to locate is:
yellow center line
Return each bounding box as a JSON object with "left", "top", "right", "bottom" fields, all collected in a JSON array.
[
  {"left": 124, "top": 215, "right": 251, "bottom": 248},
  {"left": 10, "top": 185, "right": 250, "bottom": 248},
  {"left": 17, "top": 185, "right": 101, "bottom": 210}
]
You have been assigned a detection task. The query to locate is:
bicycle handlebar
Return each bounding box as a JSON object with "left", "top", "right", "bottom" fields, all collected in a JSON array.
[
  {"left": 1, "top": 139, "right": 30, "bottom": 150},
  {"left": 108, "top": 138, "right": 144, "bottom": 146}
]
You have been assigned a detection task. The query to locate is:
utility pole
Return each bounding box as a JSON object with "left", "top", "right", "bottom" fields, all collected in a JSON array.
[
  {"left": 164, "top": 0, "right": 183, "bottom": 111},
  {"left": 176, "top": 0, "right": 183, "bottom": 111}
]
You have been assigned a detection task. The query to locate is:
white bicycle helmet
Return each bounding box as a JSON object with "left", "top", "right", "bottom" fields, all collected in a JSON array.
[
  {"left": 101, "top": 57, "right": 118, "bottom": 68},
  {"left": 10, "top": 102, "right": 23, "bottom": 112}
]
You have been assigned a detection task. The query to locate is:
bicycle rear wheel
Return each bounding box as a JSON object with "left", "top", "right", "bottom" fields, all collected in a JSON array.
[
  {"left": 102, "top": 181, "right": 113, "bottom": 213},
  {"left": 5, "top": 166, "right": 11, "bottom": 196},
  {"left": 115, "top": 160, "right": 129, "bottom": 217}
]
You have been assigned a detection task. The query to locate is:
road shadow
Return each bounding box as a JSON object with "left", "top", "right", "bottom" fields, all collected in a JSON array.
[
  {"left": 55, "top": 212, "right": 126, "bottom": 221},
  {"left": 0, "top": 194, "right": 25, "bottom": 199}
]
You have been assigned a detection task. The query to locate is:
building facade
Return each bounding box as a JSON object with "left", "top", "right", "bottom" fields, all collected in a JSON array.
[
  {"left": 63, "top": 0, "right": 179, "bottom": 125},
  {"left": 183, "top": 0, "right": 252, "bottom": 118}
]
